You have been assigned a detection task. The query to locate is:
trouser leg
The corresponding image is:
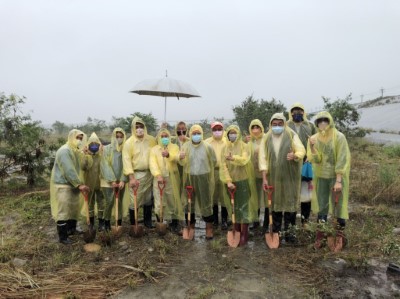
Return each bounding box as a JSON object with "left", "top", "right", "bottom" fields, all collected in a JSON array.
[{"left": 272, "top": 211, "right": 282, "bottom": 233}]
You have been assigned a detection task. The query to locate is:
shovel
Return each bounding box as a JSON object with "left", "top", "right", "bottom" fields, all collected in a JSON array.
[
  {"left": 227, "top": 185, "right": 240, "bottom": 248},
  {"left": 156, "top": 180, "right": 168, "bottom": 236},
  {"left": 327, "top": 189, "right": 344, "bottom": 253},
  {"left": 264, "top": 185, "right": 279, "bottom": 249},
  {"left": 129, "top": 182, "right": 144, "bottom": 238},
  {"left": 111, "top": 187, "right": 123, "bottom": 238},
  {"left": 182, "top": 186, "right": 195, "bottom": 240},
  {"left": 82, "top": 191, "right": 96, "bottom": 243}
]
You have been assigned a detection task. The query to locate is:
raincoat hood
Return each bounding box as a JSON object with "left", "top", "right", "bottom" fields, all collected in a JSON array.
[
  {"left": 87, "top": 132, "right": 101, "bottom": 146},
  {"left": 288, "top": 102, "right": 309, "bottom": 121},
  {"left": 189, "top": 124, "right": 203, "bottom": 137},
  {"left": 67, "top": 129, "right": 86, "bottom": 151},
  {"left": 248, "top": 119, "right": 264, "bottom": 139},
  {"left": 269, "top": 113, "right": 287, "bottom": 127},
  {"left": 131, "top": 116, "right": 148, "bottom": 137},
  {"left": 314, "top": 111, "right": 335, "bottom": 133},
  {"left": 226, "top": 125, "right": 241, "bottom": 144},
  {"left": 111, "top": 127, "right": 126, "bottom": 152},
  {"left": 156, "top": 128, "right": 171, "bottom": 144}
]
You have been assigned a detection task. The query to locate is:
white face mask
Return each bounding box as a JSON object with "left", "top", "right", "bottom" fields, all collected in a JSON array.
[
  {"left": 228, "top": 134, "right": 237, "bottom": 142},
  {"left": 136, "top": 128, "right": 144, "bottom": 136},
  {"left": 75, "top": 139, "right": 82, "bottom": 148},
  {"left": 318, "top": 121, "right": 329, "bottom": 131},
  {"left": 213, "top": 131, "right": 223, "bottom": 138},
  {"left": 116, "top": 138, "right": 124, "bottom": 145}
]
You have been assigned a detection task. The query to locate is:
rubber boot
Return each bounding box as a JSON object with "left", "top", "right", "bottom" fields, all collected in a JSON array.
[
  {"left": 262, "top": 208, "right": 269, "bottom": 234},
  {"left": 213, "top": 205, "right": 219, "bottom": 227},
  {"left": 117, "top": 219, "right": 122, "bottom": 226},
  {"left": 314, "top": 230, "right": 326, "bottom": 249},
  {"left": 221, "top": 207, "right": 228, "bottom": 230},
  {"left": 205, "top": 222, "right": 214, "bottom": 240},
  {"left": 240, "top": 224, "right": 249, "bottom": 246},
  {"left": 89, "top": 216, "right": 95, "bottom": 231},
  {"left": 67, "top": 219, "right": 82, "bottom": 235},
  {"left": 250, "top": 209, "right": 260, "bottom": 230},
  {"left": 234, "top": 223, "right": 241, "bottom": 233},
  {"left": 104, "top": 220, "right": 111, "bottom": 232},
  {"left": 143, "top": 204, "right": 154, "bottom": 228},
  {"left": 129, "top": 208, "right": 135, "bottom": 225},
  {"left": 57, "top": 221, "right": 74, "bottom": 245},
  {"left": 98, "top": 218, "right": 105, "bottom": 232}
]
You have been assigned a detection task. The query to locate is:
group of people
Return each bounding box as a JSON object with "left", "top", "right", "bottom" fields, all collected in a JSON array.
[{"left": 50, "top": 102, "right": 351, "bottom": 249}]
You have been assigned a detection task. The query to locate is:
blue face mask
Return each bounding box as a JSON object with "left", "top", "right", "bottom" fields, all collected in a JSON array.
[
  {"left": 272, "top": 126, "right": 284, "bottom": 135},
  {"left": 89, "top": 144, "right": 100, "bottom": 153},
  {"left": 293, "top": 114, "right": 304, "bottom": 123},
  {"left": 192, "top": 134, "right": 202, "bottom": 143},
  {"left": 161, "top": 137, "right": 170, "bottom": 146}
]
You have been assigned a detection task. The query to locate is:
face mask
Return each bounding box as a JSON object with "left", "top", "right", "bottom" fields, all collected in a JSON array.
[
  {"left": 228, "top": 134, "right": 237, "bottom": 142},
  {"left": 89, "top": 144, "right": 100, "bottom": 154},
  {"left": 293, "top": 114, "right": 304, "bottom": 123},
  {"left": 318, "top": 121, "right": 329, "bottom": 131},
  {"left": 75, "top": 139, "right": 82, "bottom": 148},
  {"left": 213, "top": 131, "right": 223, "bottom": 138},
  {"left": 116, "top": 138, "right": 124, "bottom": 145},
  {"left": 191, "top": 134, "right": 202, "bottom": 143},
  {"left": 272, "top": 126, "right": 284, "bottom": 135},
  {"left": 161, "top": 137, "right": 170, "bottom": 146},
  {"left": 136, "top": 128, "right": 144, "bottom": 136}
]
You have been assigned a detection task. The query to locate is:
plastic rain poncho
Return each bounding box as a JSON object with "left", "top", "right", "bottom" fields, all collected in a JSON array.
[
  {"left": 122, "top": 116, "right": 157, "bottom": 211},
  {"left": 100, "top": 128, "right": 128, "bottom": 221},
  {"left": 205, "top": 131, "right": 227, "bottom": 207},
  {"left": 220, "top": 125, "right": 258, "bottom": 223},
  {"left": 179, "top": 125, "right": 216, "bottom": 218},
  {"left": 149, "top": 128, "right": 184, "bottom": 221},
  {"left": 307, "top": 111, "right": 351, "bottom": 219},
  {"left": 248, "top": 119, "right": 266, "bottom": 208},
  {"left": 258, "top": 113, "right": 306, "bottom": 212},
  {"left": 50, "top": 129, "right": 87, "bottom": 221}
]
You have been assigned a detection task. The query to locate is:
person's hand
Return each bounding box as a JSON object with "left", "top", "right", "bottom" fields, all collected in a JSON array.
[
  {"left": 79, "top": 185, "right": 90, "bottom": 193},
  {"left": 287, "top": 148, "right": 295, "bottom": 161},
  {"left": 162, "top": 149, "right": 169, "bottom": 158},
  {"left": 118, "top": 181, "right": 125, "bottom": 190},
  {"left": 309, "top": 136, "right": 316, "bottom": 147},
  {"left": 83, "top": 146, "right": 89, "bottom": 154},
  {"left": 333, "top": 181, "right": 342, "bottom": 192},
  {"left": 157, "top": 176, "right": 164, "bottom": 183},
  {"left": 262, "top": 179, "right": 269, "bottom": 191},
  {"left": 179, "top": 150, "right": 186, "bottom": 160},
  {"left": 227, "top": 182, "right": 235, "bottom": 190},
  {"left": 129, "top": 177, "right": 139, "bottom": 189},
  {"left": 308, "top": 182, "right": 314, "bottom": 191},
  {"left": 225, "top": 152, "right": 234, "bottom": 161},
  {"left": 112, "top": 181, "right": 119, "bottom": 188}
]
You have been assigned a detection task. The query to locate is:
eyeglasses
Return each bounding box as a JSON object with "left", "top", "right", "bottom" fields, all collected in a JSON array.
[{"left": 177, "top": 130, "right": 187, "bottom": 136}]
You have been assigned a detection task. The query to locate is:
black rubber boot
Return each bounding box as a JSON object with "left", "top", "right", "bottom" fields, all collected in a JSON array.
[
  {"left": 213, "top": 205, "right": 219, "bottom": 227},
  {"left": 117, "top": 219, "right": 122, "bottom": 226},
  {"left": 143, "top": 205, "right": 154, "bottom": 228},
  {"left": 301, "top": 202, "right": 311, "bottom": 224},
  {"left": 272, "top": 211, "right": 282, "bottom": 233},
  {"left": 221, "top": 207, "right": 228, "bottom": 230},
  {"left": 250, "top": 209, "right": 260, "bottom": 230},
  {"left": 98, "top": 218, "right": 105, "bottom": 232},
  {"left": 129, "top": 208, "right": 135, "bottom": 225},
  {"left": 104, "top": 220, "right": 111, "bottom": 231},
  {"left": 67, "top": 219, "right": 83, "bottom": 235},
  {"left": 57, "top": 221, "right": 74, "bottom": 245},
  {"left": 240, "top": 224, "right": 249, "bottom": 246},
  {"left": 262, "top": 208, "right": 269, "bottom": 233}
]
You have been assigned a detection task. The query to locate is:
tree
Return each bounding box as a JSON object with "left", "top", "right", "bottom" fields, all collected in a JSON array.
[
  {"left": 0, "top": 93, "right": 49, "bottom": 186},
  {"left": 322, "top": 94, "right": 366, "bottom": 137},
  {"left": 232, "top": 95, "right": 286, "bottom": 132},
  {"left": 78, "top": 117, "right": 108, "bottom": 134},
  {"left": 51, "top": 120, "right": 70, "bottom": 135},
  {"left": 110, "top": 112, "right": 158, "bottom": 136}
]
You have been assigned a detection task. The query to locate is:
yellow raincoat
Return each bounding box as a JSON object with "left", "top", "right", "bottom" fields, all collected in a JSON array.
[
  {"left": 149, "top": 128, "right": 184, "bottom": 220},
  {"left": 307, "top": 111, "right": 351, "bottom": 219},
  {"left": 100, "top": 128, "right": 128, "bottom": 221},
  {"left": 258, "top": 113, "right": 306, "bottom": 212},
  {"left": 220, "top": 125, "right": 258, "bottom": 223},
  {"left": 122, "top": 116, "right": 156, "bottom": 210},
  {"left": 287, "top": 102, "right": 316, "bottom": 150},
  {"left": 179, "top": 125, "right": 216, "bottom": 218},
  {"left": 50, "top": 129, "right": 87, "bottom": 221}
]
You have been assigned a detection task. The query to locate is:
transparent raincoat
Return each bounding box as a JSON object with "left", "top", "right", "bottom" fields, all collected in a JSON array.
[
  {"left": 258, "top": 113, "right": 306, "bottom": 212},
  {"left": 307, "top": 111, "right": 351, "bottom": 219},
  {"left": 287, "top": 102, "right": 316, "bottom": 149},
  {"left": 50, "top": 129, "right": 87, "bottom": 221},
  {"left": 122, "top": 116, "right": 156, "bottom": 211},
  {"left": 149, "top": 128, "right": 184, "bottom": 220},
  {"left": 179, "top": 125, "right": 216, "bottom": 217},
  {"left": 220, "top": 125, "right": 258, "bottom": 223}
]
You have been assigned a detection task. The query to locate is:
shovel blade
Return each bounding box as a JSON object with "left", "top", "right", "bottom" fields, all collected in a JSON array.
[
  {"left": 83, "top": 226, "right": 96, "bottom": 243},
  {"left": 227, "top": 230, "right": 240, "bottom": 248},
  {"left": 265, "top": 232, "right": 280, "bottom": 249},
  {"left": 156, "top": 222, "right": 168, "bottom": 236},
  {"left": 111, "top": 226, "right": 123, "bottom": 238},
  {"left": 182, "top": 227, "right": 194, "bottom": 240},
  {"left": 129, "top": 224, "right": 144, "bottom": 238},
  {"left": 328, "top": 236, "right": 344, "bottom": 253}
]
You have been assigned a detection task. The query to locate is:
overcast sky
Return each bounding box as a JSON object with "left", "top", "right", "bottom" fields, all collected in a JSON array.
[{"left": 1, "top": 0, "right": 399, "bottom": 126}]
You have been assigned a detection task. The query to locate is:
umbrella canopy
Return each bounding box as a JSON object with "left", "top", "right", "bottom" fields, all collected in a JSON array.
[{"left": 130, "top": 76, "right": 201, "bottom": 122}]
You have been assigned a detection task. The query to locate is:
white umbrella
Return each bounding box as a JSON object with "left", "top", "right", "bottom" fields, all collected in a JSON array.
[{"left": 130, "top": 72, "right": 201, "bottom": 122}]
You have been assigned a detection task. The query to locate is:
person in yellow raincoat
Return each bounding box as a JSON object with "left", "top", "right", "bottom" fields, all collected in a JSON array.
[
  {"left": 100, "top": 128, "right": 127, "bottom": 231},
  {"left": 179, "top": 124, "right": 216, "bottom": 239},
  {"left": 149, "top": 128, "right": 183, "bottom": 233},
  {"left": 247, "top": 119, "right": 267, "bottom": 232},
  {"left": 81, "top": 132, "right": 104, "bottom": 231},
  {"left": 286, "top": 103, "right": 317, "bottom": 227},
  {"left": 220, "top": 125, "right": 258, "bottom": 246},
  {"left": 50, "top": 129, "right": 90, "bottom": 245},
  {"left": 259, "top": 113, "right": 305, "bottom": 244},
  {"left": 122, "top": 116, "right": 157, "bottom": 229},
  {"left": 205, "top": 121, "right": 229, "bottom": 230},
  {"left": 307, "top": 111, "right": 351, "bottom": 249}
]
